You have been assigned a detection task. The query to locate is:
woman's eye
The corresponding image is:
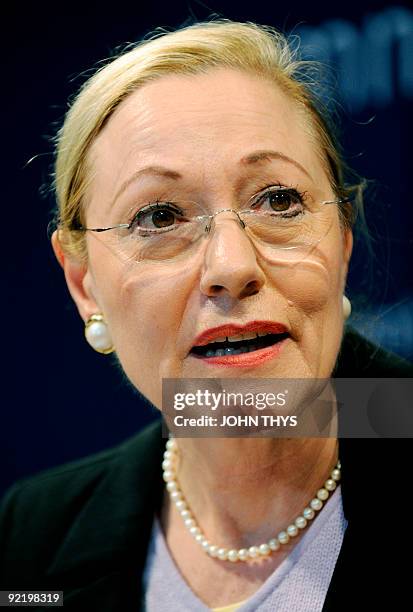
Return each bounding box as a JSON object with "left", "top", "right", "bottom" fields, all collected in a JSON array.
[
  {"left": 255, "top": 188, "right": 304, "bottom": 214},
  {"left": 130, "top": 203, "right": 183, "bottom": 231}
]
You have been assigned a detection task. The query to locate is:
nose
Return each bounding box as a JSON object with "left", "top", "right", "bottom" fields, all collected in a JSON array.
[{"left": 199, "top": 211, "right": 266, "bottom": 299}]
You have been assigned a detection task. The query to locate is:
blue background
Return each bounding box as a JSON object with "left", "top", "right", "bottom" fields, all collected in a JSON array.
[{"left": 3, "top": 0, "right": 412, "bottom": 496}]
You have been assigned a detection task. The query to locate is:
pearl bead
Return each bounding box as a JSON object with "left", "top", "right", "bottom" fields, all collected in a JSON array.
[
  {"left": 165, "top": 439, "right": 176, "bottom": 449},
  {"left": 166, "top": 481, "right": 178, "bottom": 492},
  {"left": 228, "top": 549, "right": 239, "bottom": 562},
  {"left": 331, "top": 469, "right": 341, "bottom": 481},
  {"left": 337, "top": 460, "right": 341, "bottom": 469},
  {"left": 208, "top": 545, "right": 219, "bottom": 557},
  {"left": 180, "top": 509, "right": 191, "bottom": 518},
  {"left": 248, "top": 546, "right": 259, "bottom": 558},
  {"left": 217, "top": 548, "right": 228, "bottom": 560},
  {"left": 259, "top": 543, "right": 271, "bottom": 556},
  {"left": 325, "top": 479, "right": 337, "bottom": 492},
  {"left": 317, "top": 488, "right": 329, "bottom": 501},
  {"left": 287, "top": 524, "right": 299, "bottom": 537},
  {"left": 184, "top": 518, "right": 195, "bottom": 528},
  {"left": 162, "top": 459, "right": 173, "bottom": 470},
  {"left": 195, "top": 533, "right": 204, "bottom": 542},
  {"left": 303, "top": 507, "right": 315, "bottom": 520},
  {"left": 238, "top": 548, "right": 249, "bottom": 561},
  {"left": 268, "top": 538, "right": 280, "bottom": 551},
  {"left": 278, "top": 531, "right": 289, "bottom": 545},
  {"left": 163, "top": 470, "right": 175, "bottom": 482},
  {"left": 189, "top": 526, "right": 201, "bottom": 536},
  {"left": 201, "top": 540, "right": 210, "bottom": 551},
  {"left": 310, "top": 498, "right": 323, "bottom": 511},
  {"left": 295, "top": 516, "right": 307, "bottom": 529},
  {"left": 170, "top": 491, "right": 182, "bottom": 501},
  {"left": 163, "top": 450, "right": 175, "bottom": 460},
  {"left": 175, "top": 500, "right": 187, "bottom": 510}
]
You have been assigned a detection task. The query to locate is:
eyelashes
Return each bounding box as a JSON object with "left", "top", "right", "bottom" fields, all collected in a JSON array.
[
  {"left": 251, "top": 181, "right": 308, "bottom": 203},
  {"left": 127, "top": 182, "right": 308, "bottom": 217}
]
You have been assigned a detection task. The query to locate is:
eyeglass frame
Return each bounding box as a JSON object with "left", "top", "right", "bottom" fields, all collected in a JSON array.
[{"left": 77, "top": 196, "right": 354, "bottom": 237}]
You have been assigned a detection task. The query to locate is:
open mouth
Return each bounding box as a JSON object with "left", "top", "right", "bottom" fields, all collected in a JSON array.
[{"left": 191, "top": 332, "right": 290, "bottom": 358}]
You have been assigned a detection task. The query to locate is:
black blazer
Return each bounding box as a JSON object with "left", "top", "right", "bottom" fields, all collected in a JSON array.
[{"left": 1, "top": 326, "right": 412, "bottom": 611}]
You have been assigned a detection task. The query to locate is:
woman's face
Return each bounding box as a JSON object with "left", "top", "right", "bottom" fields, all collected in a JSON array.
[{"left": 59, "top": 68, "right": 352, "bottom": 408}]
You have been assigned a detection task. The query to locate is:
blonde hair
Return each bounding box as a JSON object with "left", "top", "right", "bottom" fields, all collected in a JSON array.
[{"left": 52, "top": 18, "right": 362, "bottom": 261}]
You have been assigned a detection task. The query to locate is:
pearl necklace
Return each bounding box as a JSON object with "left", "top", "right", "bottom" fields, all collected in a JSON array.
[{"left": 162, "top": 437, "right": 341, "bottom": 563}]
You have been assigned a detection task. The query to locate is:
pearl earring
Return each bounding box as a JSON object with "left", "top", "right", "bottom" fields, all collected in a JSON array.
[
  {"left": 84, "top": 313, "right": 114, "bottom": 354},
  {"left": 343, "top": 295, "right": 351, "bottom": 320}
]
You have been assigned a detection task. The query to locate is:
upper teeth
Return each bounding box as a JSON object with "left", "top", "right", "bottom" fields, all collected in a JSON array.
[{"left": 212, "top": 331, "right": 272, "bottom": 344}]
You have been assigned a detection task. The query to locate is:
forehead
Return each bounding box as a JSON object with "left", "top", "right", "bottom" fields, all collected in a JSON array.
[{"left": 87, "top": 68, "right": 330, "bottom": 205}]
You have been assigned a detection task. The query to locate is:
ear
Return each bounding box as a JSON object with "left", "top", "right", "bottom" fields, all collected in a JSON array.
[{"left": 51, "top": 230, "right": 99, "bottom": 323}]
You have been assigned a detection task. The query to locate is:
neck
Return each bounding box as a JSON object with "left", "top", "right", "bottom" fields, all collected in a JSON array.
[{"left": 171, "top": 437, "right": 338, "bottom": 547}]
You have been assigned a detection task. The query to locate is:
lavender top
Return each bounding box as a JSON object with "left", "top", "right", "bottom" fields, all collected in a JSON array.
[{"left": 142, "top": 486, "right": 346, "bottom": 611}]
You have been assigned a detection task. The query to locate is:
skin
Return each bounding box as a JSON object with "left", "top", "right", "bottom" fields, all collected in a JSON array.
[{"left": 52, "top": 68, "right": 353, "bottom": 606}]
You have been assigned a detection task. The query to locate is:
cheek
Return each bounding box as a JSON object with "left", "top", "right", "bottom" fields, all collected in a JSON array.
[
  {"left": 116, "top": 273, "right": 178, "bottom": 356},
  {"left": 278, "top": 229, "right": 346, "bottom": 376},
  {"left": 276, "top": 246, "right": 343, "bottom": 316},
  {"left": 105, "top": 261, "right": 197, "bottom": 405}
]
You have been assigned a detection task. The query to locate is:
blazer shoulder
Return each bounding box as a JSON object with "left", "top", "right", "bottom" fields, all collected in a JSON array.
[
  {"left": 334, "top": 325, "right": 413, "bottom": 377},
  {"left": 0, "top": 418, "right": 163, "bottom": 586},
  {"left": 1, "top": 418, "right": 162, "bottom": 512}
]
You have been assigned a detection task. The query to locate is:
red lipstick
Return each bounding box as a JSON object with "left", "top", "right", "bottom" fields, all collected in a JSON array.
[
  {"left": 192, "top": 321, "right": 289, "bottom": 347},
  {"left": 190, "top": 320, "right": 290, "bottom": 368}
]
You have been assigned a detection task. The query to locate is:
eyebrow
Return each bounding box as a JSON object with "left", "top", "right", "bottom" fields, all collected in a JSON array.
[{"left": 111, "top": 149, "right": 312, "bottom": 207}]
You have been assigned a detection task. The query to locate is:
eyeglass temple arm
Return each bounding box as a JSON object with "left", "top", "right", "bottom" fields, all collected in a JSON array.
[
  {"left": 77, "top": 223, "right": 131, "bottom": 232},
  {"left": 322, "top": 197, "right": 353, "bottom": 205}
]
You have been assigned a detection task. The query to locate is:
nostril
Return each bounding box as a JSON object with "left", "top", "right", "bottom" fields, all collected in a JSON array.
[
  {"left": 206, "top": 280, "right": 261, "bottom": 298},
  {"left": 240, "top": 280, "right": 260, "bottom": 298},
  {"left": 210, "top": 284, "right": 224, "bottom": 295}
]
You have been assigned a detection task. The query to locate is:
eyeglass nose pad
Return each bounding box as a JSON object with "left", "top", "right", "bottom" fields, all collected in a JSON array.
[{"left": 204, "top": 209, "right": 246, "bottom": 234}]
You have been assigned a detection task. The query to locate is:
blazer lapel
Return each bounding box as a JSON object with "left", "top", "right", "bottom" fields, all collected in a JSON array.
[{"left": 321, "top": 436, "right": 407, "bottom": 610}]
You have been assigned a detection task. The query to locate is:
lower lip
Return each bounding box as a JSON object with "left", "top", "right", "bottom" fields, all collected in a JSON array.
[{"left": 190, "top": 337, "right": 289, "bottom": 368}]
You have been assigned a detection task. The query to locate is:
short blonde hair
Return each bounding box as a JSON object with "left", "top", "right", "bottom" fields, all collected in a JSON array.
[{"left": 52, "top": 18, "right": 361, "bottom": 261}]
